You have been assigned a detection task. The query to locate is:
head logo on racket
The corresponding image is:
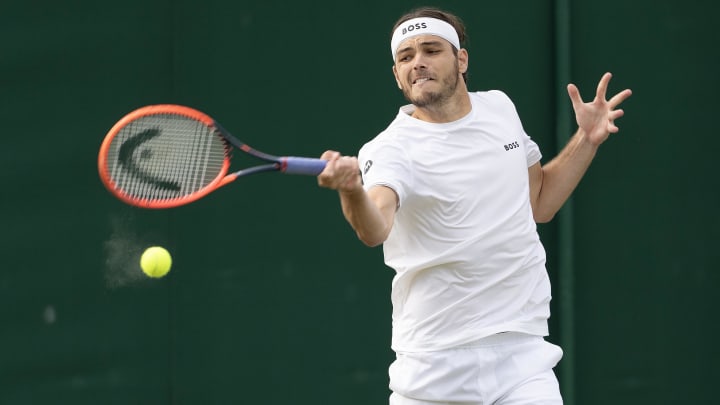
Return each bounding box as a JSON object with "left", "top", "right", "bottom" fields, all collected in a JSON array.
[{"left": 117, "top": 128, "right": 182, "bottom": 192}]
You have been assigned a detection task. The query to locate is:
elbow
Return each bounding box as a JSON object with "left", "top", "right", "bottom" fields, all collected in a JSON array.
[
  {"left": 534, "top": 212, "right": 555, "bottom": 224},
  {"left": 532, "top": 204, "right": 556, "bottom": 223},
  {"left": 531, "top": 198, "right": 556, "bottom": 223},
  {"left": 357, "top": 233, "right": 387, "bottom": 248},
  {"left": 533, "top": 206, "right": 557, "bottom": 223},
  {"left": 356, "top": 228, "right": 390, "bottom": 248},
  {"left": 360, "top": 238, "right": 384, "bottom": 248}
]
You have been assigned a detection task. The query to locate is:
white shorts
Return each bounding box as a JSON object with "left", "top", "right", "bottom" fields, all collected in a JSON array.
[{"left": 388, "top": 333, "right": 563, "bottom": 405}]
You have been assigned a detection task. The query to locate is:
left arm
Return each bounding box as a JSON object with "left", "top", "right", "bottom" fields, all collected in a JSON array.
[{"left": 530, "top": 72, "right": 632, "bottom": 223}]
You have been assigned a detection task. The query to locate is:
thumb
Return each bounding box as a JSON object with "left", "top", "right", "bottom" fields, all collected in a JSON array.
[{"left": 567, "top": 83, "right": 583, "bottom": 110}]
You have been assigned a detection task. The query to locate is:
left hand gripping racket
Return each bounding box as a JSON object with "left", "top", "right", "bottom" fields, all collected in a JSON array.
[{"left": 98, "top": 104, "right": 327, "bottom": 209}]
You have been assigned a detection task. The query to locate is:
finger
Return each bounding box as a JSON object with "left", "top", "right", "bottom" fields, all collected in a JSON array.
[
  {"left": 317, "top": 161, "right": 334, "bottom": 185},
  {"left": 608, "top": 89, "right": 633, "bottom": 109},
  {"left": 318, "top": 152, "right": 340, "bottom": 181},
  {"left": 320, "top": 150, "right": 341, "bottom": 161},
  {"left": 567, "top": 83, "right": 583, "bottom": 109},
  {"left": 338, "top": 155, "right": 358, "bottom": 164},
  {"left": 596, "top": 72, "right": 612, "bottom": 101},
  {"left": 609, "top": 109, "right": 625, "bottom": 121}
]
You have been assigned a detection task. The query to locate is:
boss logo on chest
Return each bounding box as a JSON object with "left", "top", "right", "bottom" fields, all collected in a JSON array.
[{"left": 504, "top": 141, "right": 520, "bottom": 151}]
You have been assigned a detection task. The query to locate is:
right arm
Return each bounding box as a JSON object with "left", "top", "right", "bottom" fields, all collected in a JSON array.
[{"left": 318, "top": 150, "right": 397, "bottom": 247}]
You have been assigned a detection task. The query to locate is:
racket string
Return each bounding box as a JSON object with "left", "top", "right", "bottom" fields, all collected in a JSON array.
[{"left": 106, "top": 114, "right": 227, "bottom": 202}]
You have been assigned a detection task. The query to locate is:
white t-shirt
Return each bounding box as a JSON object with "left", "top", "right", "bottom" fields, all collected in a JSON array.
[{"left": 359, "top": 90, "right": 551, "bottom": 352}]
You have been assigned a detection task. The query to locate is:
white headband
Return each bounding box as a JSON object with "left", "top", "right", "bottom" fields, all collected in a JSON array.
[{"left": 390, "top": 17, "right": 460, "bottom": 60}]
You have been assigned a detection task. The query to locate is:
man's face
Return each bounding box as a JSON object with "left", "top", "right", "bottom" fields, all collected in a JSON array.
[{"left": 392, "top": 35, "right": 467, "bottom": 108}]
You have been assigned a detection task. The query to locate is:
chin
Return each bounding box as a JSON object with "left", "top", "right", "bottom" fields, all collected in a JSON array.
[{"left": 409, "top": 92, "right": 443, "bottom": 108}]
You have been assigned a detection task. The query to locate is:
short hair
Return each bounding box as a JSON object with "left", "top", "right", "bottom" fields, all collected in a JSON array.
[{"left": 391, "top": 7, "right": 468, "bottom": 82}]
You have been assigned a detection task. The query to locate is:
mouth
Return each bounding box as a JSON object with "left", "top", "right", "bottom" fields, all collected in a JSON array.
[{"left": 412, "top": 77, "right": 433, "bottom": 85}]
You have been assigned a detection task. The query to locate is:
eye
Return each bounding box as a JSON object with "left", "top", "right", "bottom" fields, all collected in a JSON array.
[{"left": 397, "top": 53, "right": 412, "bottom": 62}]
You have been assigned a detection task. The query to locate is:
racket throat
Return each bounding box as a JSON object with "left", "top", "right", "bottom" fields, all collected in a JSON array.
[{"left": 229, "top": 163, "right": 281, "bottom": 181}]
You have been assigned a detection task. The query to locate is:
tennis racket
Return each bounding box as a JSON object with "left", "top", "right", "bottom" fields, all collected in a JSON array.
[{"left": 98, "top": 104, "right": 327, "bottom": 209}]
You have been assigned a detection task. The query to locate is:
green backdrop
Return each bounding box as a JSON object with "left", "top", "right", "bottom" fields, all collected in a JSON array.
[{"left": 1, "top": 0, "right": 717, "bottom": 404}]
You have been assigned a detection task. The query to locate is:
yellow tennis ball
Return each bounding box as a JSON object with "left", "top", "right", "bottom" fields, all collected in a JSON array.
[{"left": 140, "top": 246, "right": 172, "bottom": 278}]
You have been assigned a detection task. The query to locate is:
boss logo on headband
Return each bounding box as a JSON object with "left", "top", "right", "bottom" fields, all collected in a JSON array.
[{"left": 401, "top": 22, "right": 428, "bottom": 36}]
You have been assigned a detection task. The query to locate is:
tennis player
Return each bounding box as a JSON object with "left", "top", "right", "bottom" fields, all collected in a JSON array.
[{"left": 318, "top": 7, "right": 631, "bottom": 404}]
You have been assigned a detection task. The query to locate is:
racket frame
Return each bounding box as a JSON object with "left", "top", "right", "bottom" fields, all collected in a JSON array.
[{"left": 98, "top": 104, "right": 323, "bottom": 209}]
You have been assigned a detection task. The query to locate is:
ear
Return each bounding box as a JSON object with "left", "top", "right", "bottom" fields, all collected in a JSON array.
[
  {"left": 457, "top": 48, "right": 469, "bottom": 74},
  {"left": 392, "top": 65, "right": 402, "bottom": 90}
]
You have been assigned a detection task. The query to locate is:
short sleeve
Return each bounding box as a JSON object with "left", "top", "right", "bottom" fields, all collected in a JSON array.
[
  {"left": 358, "top": 136, "right": 412, "bottom": 208},
  {"left": 523, "top": 133, "right": 542, "bottom": 167},
  {"left": 489, "top": 89, "right": 542, "bottom": 167}
]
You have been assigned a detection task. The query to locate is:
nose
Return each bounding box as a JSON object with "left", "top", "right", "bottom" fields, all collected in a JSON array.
[{"left": 411, "top": 54, "right": 428, "bottom": 70}]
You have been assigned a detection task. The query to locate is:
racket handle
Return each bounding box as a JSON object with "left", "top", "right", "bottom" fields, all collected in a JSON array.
[{"left": 281, "top": 157, "right": 327, "bottom": 175}]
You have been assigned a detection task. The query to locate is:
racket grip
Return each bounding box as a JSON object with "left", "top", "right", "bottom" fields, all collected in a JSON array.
[{"left": 281, "top": 157, "right": 327, "bottom": 176}]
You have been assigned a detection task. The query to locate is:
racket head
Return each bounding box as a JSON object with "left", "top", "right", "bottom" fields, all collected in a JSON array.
[{"left": 98, "top": 104, "right": 232, "bottom": 208}]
